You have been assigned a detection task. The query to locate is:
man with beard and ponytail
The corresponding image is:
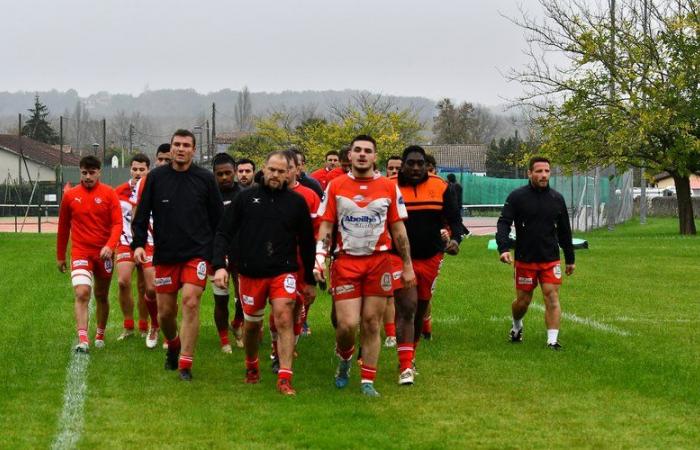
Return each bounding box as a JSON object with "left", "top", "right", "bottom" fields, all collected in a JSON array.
[
  {"left": 213, "top": 150, "right": 316, "bottom": 396},
  {"left": 389, "top": 145, "right": 463, "bottom": 385}
]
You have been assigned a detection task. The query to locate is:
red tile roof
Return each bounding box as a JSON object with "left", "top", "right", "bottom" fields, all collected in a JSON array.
[{"left": 0, "top": 134, "right": 81, "bottom": 167}]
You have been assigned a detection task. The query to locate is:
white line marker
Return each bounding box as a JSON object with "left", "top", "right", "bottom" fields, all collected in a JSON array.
[
  {"left": 51, "top": 298, "right": 93, "bottom": 450},
  {"left": 531, "top": 303, "right": 631, "bottom": 336}
]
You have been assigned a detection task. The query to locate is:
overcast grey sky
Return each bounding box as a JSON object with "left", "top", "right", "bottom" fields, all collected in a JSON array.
[{"left": 3, "top": 0, "right": 551, "bottom": 105}]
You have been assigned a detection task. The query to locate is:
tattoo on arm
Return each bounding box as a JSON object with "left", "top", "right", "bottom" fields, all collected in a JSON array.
[
  {"left": 321, "top": 233, "right": 331, "bottom": 253},
  {"left": 395, "top": 231, "right": 412, "bottom": 265}
]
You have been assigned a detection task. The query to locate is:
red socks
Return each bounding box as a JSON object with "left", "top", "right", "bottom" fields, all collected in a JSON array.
[
  {"left": 336, "top": 345, "right": 355, "bottom": 361},
  {"left": 138, "top": 319, "right": 148, "bottom": 333},
  {"left": 246, "top": 356, "right": 259, "bottom": 371},
  {"left": 384, "top": 322, "right": 396, "bottom": 338},
  {"left": 179, "top": 354, "right": 193, "bottom": 370},
  {"left": 360, "top": 365, "right": 377, "bottom": 383},
  {"left": 95, "top": 327, "right": 105, "bottom": 341},
  {"left": 123, "top": 319, "right": 134, "bottom": 331},
  {"left": 78, "top": 328, "right": 88, "bottom": 344},
  {"left": 397, "top": 342, "right": 415, "bottom": 371},
  {"left": 278, "top": 367, "right": 293, "bottom": 382},
  {"left": 218, "top": 329, "right": 230, "bottom": 346},
  {"left": 144, "top": 295, "right": 159, "bottom": 328},
  {"left": 167, "top": 335, "right": 181, "bottom": 353}
]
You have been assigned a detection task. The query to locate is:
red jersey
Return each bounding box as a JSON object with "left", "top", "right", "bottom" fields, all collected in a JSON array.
[
  {"left": 114, "top": 181, "right": 137, "bottom": 245},
  {"left": 318, "top": 172, "right": 407, "bottom": 256},
  {"left": 325, "top": 166, "right": 347, "bottom": 184},
  {"left": 310, "top": 167, "right": 332, "bottom": 190},
  {"left": 291, "top": 181, "right": 321, "bottom": 237},
  {"left": 56, "top": 181, "right": 122, "bottom": 259}
]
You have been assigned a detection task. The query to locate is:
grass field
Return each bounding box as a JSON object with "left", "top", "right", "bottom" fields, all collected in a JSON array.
[{"left": 1, "top": 218, "right": 698, "bottom": 449}]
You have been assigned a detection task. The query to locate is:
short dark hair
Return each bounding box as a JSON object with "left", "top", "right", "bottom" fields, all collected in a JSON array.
[
  {"left": 79, "top": 155, "right": 101, "bottom": 170},
  {"left": 266, "top": 150, "right": 292, "bottom": 165},
  {"left": 350, "top": 134, "right": 377, "bottom": 151},
  {"left": 284, "top": 149, "right": 299, "bottom": 167},
  {"left": 446, "top": 173, "right": 456, "bottom": 182},
  {"left": 291, "top": 148, "right": 305, "bottom": 164},
  {"left": 401, "top": 145, "right": 425, "bottom": 162},
  {"left": 528, "top": 156, "right": 551, "bottom": 170},
  {"left": 425, "top": 154, "right": 437, "bottom": 167},
  {"left": 130, "top": 153, "right": 150, "bottom": 168},
  {"left": 339, "top": 146, "right": 350, "bottom": 162},
  {"left": 386, "top": 155, "right": 402, "bottom": 167},
  {"left": 236, "top": 158, "right": 256, "bottom": 172},
  {"left": 212, "top": 152, "right": 236, "bottom": 169},
  {"left": 171, "top": 129, "right": 196, "bottom": 147},
  {"left": 325, "top": 150, "right": 340, "bottom": 159},
  {"left": 156, "top": 143, "right": 171, "bottom": 155}
]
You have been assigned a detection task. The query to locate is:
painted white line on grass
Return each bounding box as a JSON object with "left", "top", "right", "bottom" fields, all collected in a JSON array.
[
  {"left": 530, "top": 303, "right": 631, "bottom": 336},
  {"left": 51, "top": 298, "right": 93, "bottom": 450},
  {"left": 612, "top": 316, "right": 691, "bottom": 323}
]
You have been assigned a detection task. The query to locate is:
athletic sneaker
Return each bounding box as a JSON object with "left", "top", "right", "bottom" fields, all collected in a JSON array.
[
  {"left": 277, "top": 379, "right": 296, "bottom": 396},
  {"left": 384, "top": 336, "right": 397, "bottom": 348},
  {"left": 360, "top": 382, "right": 380, "bottom": 397},
  {"left": 94, "top": 339, "right": 105, "bottom": 349},
  {"left": 232, "top": 327, "right": 244, "bottom": 348},
  {"left": 75, "top": 342, "right": 89, "bottom": 353},
  {"left": 179, "top": 369, "right": 193, "bottom": 381},
  {"left": 221, "top": 344, "right": 233, "bottom": 354},
  {"left": 335, "top": 359, "right": 351, "bottom": 389},
  {"left": 271, "top": 357, "right": 280, "bottom": 374},
  {"left": 509, "top": 327, "right": 523, "bottom": 343},
  {"left": 301, "top": 322, "right": 311, "bottom": 336},
  {"left": 162, "top": 341, "right": 169, "bottom": 350},
  {"left": 245, "top": 368, "right": 260, "bottom": 384},
  {"left": 398, "top": 368, "right": 415, "bottom": 386},
  {"left": 547, "top": 342, "right": 562, "bottom": 351},
  {"left": 117, "top": 329, "right": 134, "bottom": 341},
  {"left": 164, "top": 348, "right": 179, "bottom": 371},
  {"left": 146, "top": 328, "right": 159, "bottom": 349}
]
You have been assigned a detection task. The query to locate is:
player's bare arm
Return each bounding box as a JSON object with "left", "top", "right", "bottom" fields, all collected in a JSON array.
[
  {"left": 389, "top": 221, "right": 416, "bottom": 288},
  {"left": 57, "top": 260, "right": 67, "bottom": 273},
  {"left": 313, "top": 221, "right": 333, "bottom": 283}
]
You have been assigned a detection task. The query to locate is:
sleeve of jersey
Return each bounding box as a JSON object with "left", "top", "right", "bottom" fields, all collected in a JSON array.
[
  {"left": 129, "top": 177, "right": 144, "bottom": 206},
  {"left": 388, "top": 185, "right": 408, "bottom": 223},
  {"left": 56, "top": 192, "right": 72, "bottom": 260},
  {"left": 442, "top": 185, "right": 463, "bottom": 244},
  {"left": 317, "top": 183, "right": 337, "bottom": 224},
  {"left": 557, "top": 196, "right": 575, "bottom": 265},
  {"left": 106, "top": 189, "right": 123, "bottom": 250}
]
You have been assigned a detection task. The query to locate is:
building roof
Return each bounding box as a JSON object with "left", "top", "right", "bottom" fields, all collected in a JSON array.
[
  {"left": 0, "top": 134, "right": 81, "bottom": 167},
  {"left": 653, "top": 171, "right": 700, "bottom": 189},
  {"left": 213, "top": 131, "right": 250, "bottom": 145},
  {"left": 423, "top": 144, "right": 488, "bottom": 173}
]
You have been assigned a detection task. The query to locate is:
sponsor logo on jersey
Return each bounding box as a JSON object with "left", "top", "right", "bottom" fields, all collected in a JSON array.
[
  {"left": 340, "top": 212, "right": 382, "bottom": 232},
  {"left": 553, "top": 264, "right": 562, "bottom": 279},
  {"left": 352, "top": 195, "right": 365, "bottom": 202},
  {"left": 155, "top": 276, "right": 172, "bottom": 287},
  {"left": 283, "top": 274, "right": 296, "bottom": 294},
  {"left": 333, "top": 284, "right": 354, "bottom": 295},
  {"left": 517, "top": 276, "right": 534, "bottom": 285},
  {"left": 73, "top": 259, "right": 89, "bottom": 267},
  {"left": 116, "top": 252, "right": 132, "bottom": 261},
  {"left": 392, "top": 270, "right": 402, "bottom": 280},
  {"left": 73, "top": 197, "right": 82, "bottom": 203},
  {"left": 242, "top": 295, "right": 255, "bottom": 305},
  {"left": 104, "top": 259, "right": 113, "bottom": 273},
  {"left": 252, "top": 198, "right": 261, "bottom": 204},
  {"left": 94, "top": 197, "right": 102, "bottom": 204},
  {"left": 144, "top": 256, "right": 153, "bottom": 263},
  {"left": 381, "top": 272, "right": 392, "bottom": 291},
  {"left": 196, "top": 261, "right": 207, "bottom": 280}
]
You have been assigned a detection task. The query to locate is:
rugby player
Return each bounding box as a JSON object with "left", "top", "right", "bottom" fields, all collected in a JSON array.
[
  {"left": 496, "top": 157, "right": 575, "bottom": 350},
  {"left": 291, "top": 148, "right": 324, "bottom": 199},
  {"left": 385, "top": 155, "right": 402, "bottom": 177},
  {"left": 57, "top": 156, "right": 122, "bottom": 352},
  {"left": 315, "top": 135, "right": 415, "bottom": 397},
  {"left": 132, "top": 129, "right": 223, "bottom": 381},
  {"left": 211, "top": 152, "right": 241, "bottom": 353},
  {"left": 235, "top": 158, "right": 255, "bottom": 190},
  {"left": 390, "top": 146, "right": 463, "bottom": 384},
  {"left": 310, "top": 150, "right": 340, "bottom": 190},
  {"left": 381, "top": 155, "right": 403, "bottom": 348},
  {"left": 213, "top": 150, "right": 316, "bottom": 395},
  {"left": 114, "top": 154, "right": 151, "bottom": 341}
]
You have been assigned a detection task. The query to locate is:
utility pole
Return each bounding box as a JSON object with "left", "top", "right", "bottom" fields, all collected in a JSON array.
[
  {"left": 102, "top": 118, "right": 107, "bottom": 165},
  {"left": 18, "top": 114, "right": 22, "bottom": 186},
  {"left": 59, "top": 116, "right": 64, "bottom": 203},
  {"left": 211, "top": 102, "right": 216, "bottom": 155},
  {"left": 127, "top": 124, "right": 134, "bottom": 168},
  {"left": 206, "top": 120, "right": 211, "bottom": 161}
]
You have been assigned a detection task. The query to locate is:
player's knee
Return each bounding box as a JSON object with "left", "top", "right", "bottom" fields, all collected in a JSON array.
[
  {"left": 361, "top": 316, "right": 381, "bottom": 335},
  {"left": 74, "top": 286, "right": 90, "bottom": 302},
  {"left": 117, "top": 277, "right": 131, "bottom": 290},
  {"left": 181, "top": 295, "right": 200, "bottom": 310}
]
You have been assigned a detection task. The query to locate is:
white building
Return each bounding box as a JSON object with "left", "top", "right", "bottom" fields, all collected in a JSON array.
[{"left": 0, "top": 134, "right": 80, "bottom": 183}]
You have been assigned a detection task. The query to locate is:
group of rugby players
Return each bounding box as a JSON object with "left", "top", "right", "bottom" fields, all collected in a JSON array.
[{"left": 57, "top": 129, "right": 467, "bottom": 397}]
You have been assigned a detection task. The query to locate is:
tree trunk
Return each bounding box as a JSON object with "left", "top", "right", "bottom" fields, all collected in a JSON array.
[{"left": 671, "top": 172, "right": 696, "bottom": 235}]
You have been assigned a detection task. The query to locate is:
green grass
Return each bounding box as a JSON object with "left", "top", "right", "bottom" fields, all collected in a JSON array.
[{"left": 1, "top": 217, "right": 698, "bottom": 449}]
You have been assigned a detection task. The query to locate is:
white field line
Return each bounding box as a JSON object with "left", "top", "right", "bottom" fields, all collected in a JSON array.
[
  {"left": 51, "top": 298, "right": 93, "bottom": 450},
  {"left": 530, "top": 303, "right": 631, "bottom": 336}
]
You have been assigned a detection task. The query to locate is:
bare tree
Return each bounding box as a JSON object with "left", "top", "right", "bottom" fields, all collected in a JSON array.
[{"left": 234, "top": 86, "right": 253, "bottom": 132}]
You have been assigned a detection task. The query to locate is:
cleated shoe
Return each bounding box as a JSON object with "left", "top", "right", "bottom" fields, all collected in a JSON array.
[
  {"left": 277, "top": 379, "right": 296, "bottom": 396},
  {"left": 94, "top": 339, "right": 105, "bottom": 349},
  {"left": 509, "top": 327, "right": 523, "bottom": 343},
  {"left": 75, "top": 342, "right": 89, "bottom": 353},
  {"left": 245, "top": 368, "right": 260, "bottom": 384},
  {"left": 146, "top": 328, "right": 159, "bottom": 349},
  {"left": 164, "top": 348, "right": 179, "bottom": 371},
  {"left": 271, "top": 357, "right": 280, "bottom": 374},
  {"left": 398, "top": 368, "right": 415, "bottom": 386},
  {"left": 117, "top": 329, "right": 134, "bottom": 341},
  {"left": 335, "top": 358, "right": 351, "bottom": 389},
  {"left": 547, "top": 342, "right": 562, "bottom": 351},
  {"left": 384, "top": 336, "right": 397, "bottom": 348},
  {"left": 179, "top": 368, "right": 193, "bottom": 381},
  {"left": 221, "top": 344, "right": 233, "bottom": 354},
  {"left": 301, "top": 322, "right": 311, "bottom": 337},
  {"left": 233, "top": 327, "right": 244, "bottom": 348},
  {"left": 360, "top": 382, "right": 380, "bottom": 397}
]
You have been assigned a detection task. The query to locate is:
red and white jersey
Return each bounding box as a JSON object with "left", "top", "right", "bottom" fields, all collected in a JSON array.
[
  {"left": 56, "top": 181, "right": 122, "bottom": 259},
  {"left": 291, "top": 181, "right": 321, "bottom": 237},
  {"left": 114, "top": 181, "right": 136, "bottom": 245},
  {"left": 130, "top": 177, "right": 154, "bottom": 246},
  {"left": 318, "top": 172, "right": 407, "bottom": 256}
]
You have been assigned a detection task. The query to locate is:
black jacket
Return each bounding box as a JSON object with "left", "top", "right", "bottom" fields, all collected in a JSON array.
[
  {"left": 298, "top": 172, "right": 324, "bottom": 200},
  {"left": 212, "top": 184, "right": 316, "bottom": 285},
  {"left": 496, "top": 183, "right": 575, "bottom": 264},
  {"left": 132, "top": 163, "right": 223, "bottom": 265}
]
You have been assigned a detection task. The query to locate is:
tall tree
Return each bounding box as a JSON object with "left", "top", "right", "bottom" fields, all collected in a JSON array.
[
  {"left": 21, "top": 94, "right": 58, "bottom": 144},
  {"left": 234, "top": 86, "right": 253, "bottom": 132},
  {"left": 510, "top": 0, "right": 700, "bottom": 234}
]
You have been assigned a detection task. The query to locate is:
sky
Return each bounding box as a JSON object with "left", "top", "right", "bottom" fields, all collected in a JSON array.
[{"left": 2, "top": 0, "right": 558, "bottom": 105}]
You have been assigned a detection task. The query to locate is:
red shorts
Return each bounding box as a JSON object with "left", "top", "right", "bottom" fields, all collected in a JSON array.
[
  {"left": 142, "top": 245, "right": 155, "bottom": 269},
  {"left": 514, "top": 260, "right": 562, "bottom": 292},
  {"left": 154, "top": 258, "right": 210, "bottom": 294},
  {"left": 389, "top": 253, "right": 444, "bottom": 300},
  {"left": 238, "top": 273, "right": 297, "bottom": 320},
  {"left": 330, "top": 253, "right": 394, "bottom": 301},
  {"left": 115, "top": 245, "right": 134, "bottom": 264},
  {"left": 70, "top": 252, "right": 114, "bottom": 286}
]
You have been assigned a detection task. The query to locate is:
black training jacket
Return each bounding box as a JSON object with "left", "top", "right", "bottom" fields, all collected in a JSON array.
[
  {"left": 212, "top": 184, "right": 316, "bottom": 285},
  {"left": 496, "top": 183, "right": 575, "bottom": 264},
  {"left": 131, "top": 163, "right": 223, "bottom": 265}
]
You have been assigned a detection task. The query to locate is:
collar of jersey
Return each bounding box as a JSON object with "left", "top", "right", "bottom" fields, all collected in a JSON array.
[{"left": 347, "top": 171, "right": 381, "bottom": 181}]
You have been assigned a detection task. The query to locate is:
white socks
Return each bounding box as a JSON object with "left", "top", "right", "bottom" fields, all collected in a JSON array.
[
  {"left": 547, "top": 329, "right": 559, "bottom": 344},
  {"left": 512, "top": 318, "right": 523, "bottom": 331}
]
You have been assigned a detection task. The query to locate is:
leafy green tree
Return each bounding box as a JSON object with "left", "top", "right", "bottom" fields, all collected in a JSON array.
[
  {"left": 22, "top": 94, "right": 58, "bottom": 144},
  {"left": 486, "top": 136, "right": 527, "bottom": 178}
]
